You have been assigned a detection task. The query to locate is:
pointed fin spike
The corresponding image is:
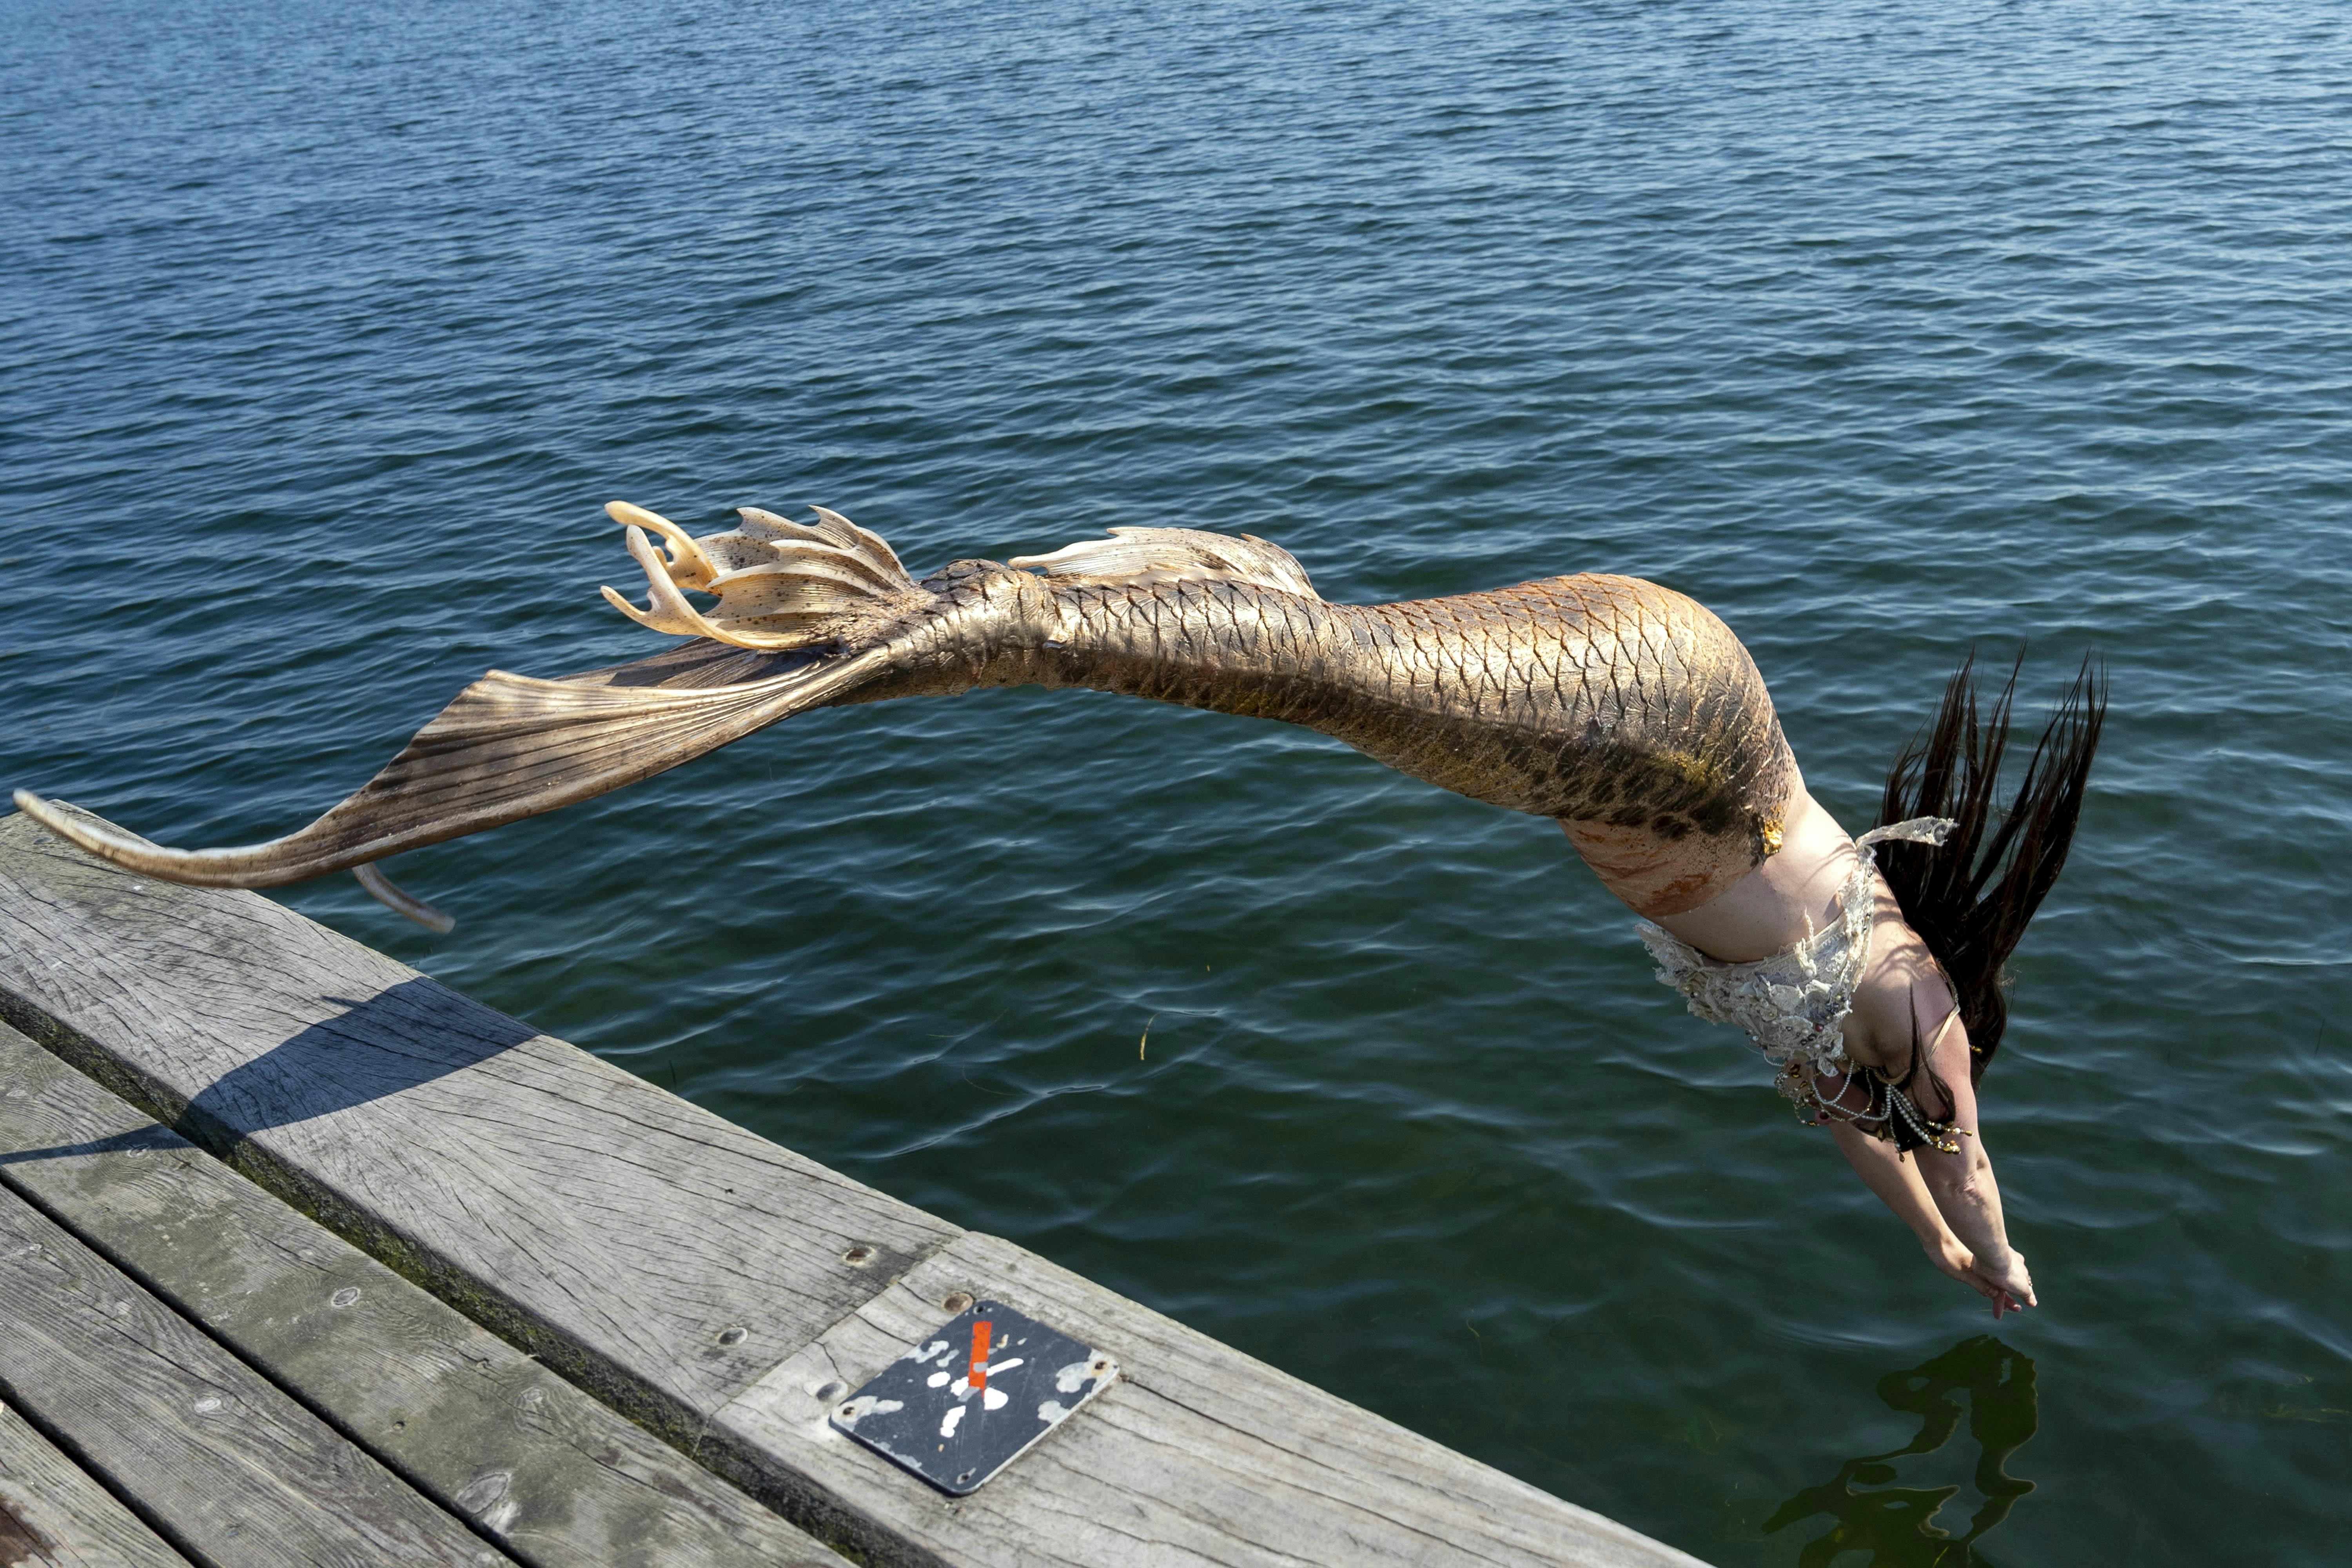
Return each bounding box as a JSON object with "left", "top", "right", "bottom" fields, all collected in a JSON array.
[
  {"left": 716, "top": 554, "right": 893, "bottom": 597},
  {"left": 703, "top": 620, "right": 831, "bottom": 650},
  {"left": 612, "top": 529, "right": 807, "bottom": 650},
  {"left": 353, "top": 863, "right": 455, "bottom": 933},
  {"left": 735, "top": 508, "right": 833, "bottom": 546},
  {"left": 599, "top": 583, "right": 682, "bottom": 634},
  {"left": 646, "top": 522, "right": 718, "bottom": 590},
  {"left": 622, "top": 526, "right": 703, "bottom": 619},
  {"left": 608, "top": 501, "right": 718, "bottom": 589},
  {"left": 1240, "top": 533, "right": 1316, "bottom": 595},
  {"left": 705, "top": 562, "right": 866, "bottom": 597},
  {"left": 805, "top": 504, "right": 860, "bottom": 551},
  {"left": 704, "top": 568, "right": 867, "bottom": 621},
  {"left": 692, "top": 623, "right": 821, "bottom": 651},
  {"left": 808, "top": 505, "right": 912, "bottom": 583},
  {"left": 709, "top": 540, "right": 902, "bottom": 594}
]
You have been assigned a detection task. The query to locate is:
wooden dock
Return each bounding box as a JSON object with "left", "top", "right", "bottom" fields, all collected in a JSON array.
[{"left": 0, "top": 805, "right": 1709, "bottom": 1568}]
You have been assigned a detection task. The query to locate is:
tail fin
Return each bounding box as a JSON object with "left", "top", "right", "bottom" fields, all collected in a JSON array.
[
  {"left": 13, "top": 505, "right": 929, "bottom": 916},
  {"left": 1008, "top": 525, "right": 1319, "bottom": 599},
  {"left": 602, "top": 502, "right": 928, "bottom": 650},
  {"left": 13, "top": 642, "right": 887, "bottom": 892}
]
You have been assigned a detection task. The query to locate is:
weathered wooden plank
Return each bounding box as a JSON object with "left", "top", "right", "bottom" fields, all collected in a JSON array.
[
  {"left": 0, "top": 1022, "right": 847, "bottom": 1568},
  {"left": 0, "top": 808, "right": 963, "bottom": 1450},
  {"left": 0, "top": 1185, "right": 503, "bottom": 1568},
  {"left": 0, "top": 1398, "right": 193, "bottom": 1568},
  {"left": 715, "top": 1230, "right": 1703, "bottom": 1568},
  {"left": 0, "top": 809, "right": 1712, "bottom": 1568}
]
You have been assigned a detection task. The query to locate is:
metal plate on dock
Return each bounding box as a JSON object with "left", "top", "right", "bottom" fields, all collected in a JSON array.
[{"left": 831, "top": 1300, "right": 1118, "bottom": 1495}]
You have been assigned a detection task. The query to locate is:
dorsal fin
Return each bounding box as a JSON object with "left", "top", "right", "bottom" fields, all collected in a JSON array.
[
  {"left": 1007, "top": 526, "right": 1319, "bottom": 600},
  {"left": 600, "top": 502, "right": 926, "bottom": 650}
]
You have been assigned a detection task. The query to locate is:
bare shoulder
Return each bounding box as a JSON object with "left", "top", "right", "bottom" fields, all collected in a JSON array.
[{"left": 1842, "top": 880, "right": 1956, "bottom": 1073}]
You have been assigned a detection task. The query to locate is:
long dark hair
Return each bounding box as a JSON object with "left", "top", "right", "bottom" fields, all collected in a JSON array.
[{"left": 1873, "top": 652, "right": 2107, "bottom": 1085}]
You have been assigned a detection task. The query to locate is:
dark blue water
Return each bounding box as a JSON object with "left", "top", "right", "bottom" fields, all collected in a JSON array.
[{"left": 6, "top": 2, "right": 2348, "bottom": 1561}]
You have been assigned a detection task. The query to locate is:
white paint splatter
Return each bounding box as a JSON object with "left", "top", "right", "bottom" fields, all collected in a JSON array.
[
  {"left": 986, "top": 1356, "right": 1025, "bottom": 1376},
  {"left": 902, "top": 1338, "right": 952, "bottom": 1365},
  {"left": 1038, "top": 1400, "right": 1072, "bottom": 1424},
  {"left": 940, "top": 1405, "right": 967, "bottom": 1439},
  {"left": 927, "top": 1370, "right": 950, "bottom": 1388},
  {"left": 983, "top": 1387, "right": 1008, "bottom": 1412},
  {"left": 1054, "top": 1359, "right": 1093, "bottom": 1393}
]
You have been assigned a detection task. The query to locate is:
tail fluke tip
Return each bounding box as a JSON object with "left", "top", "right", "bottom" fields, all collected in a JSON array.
[
  {"left": 353, "top": 863, "right": 456, "bottom": 934},
  {"left": 10, "top": 789, "right": 172, "bottom": 875},
  {"left": 14, "top": 789, "right": 92, "bottom": 846}
]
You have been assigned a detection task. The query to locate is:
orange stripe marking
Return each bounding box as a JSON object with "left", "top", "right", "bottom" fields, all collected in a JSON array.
[{"left": 969, "top": 1319, "right": 992, "bottom": 1392}]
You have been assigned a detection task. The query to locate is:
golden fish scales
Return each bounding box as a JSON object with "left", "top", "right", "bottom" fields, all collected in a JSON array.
[{"left": 17, "top": 503, "right": 1795, "bottom": 920}]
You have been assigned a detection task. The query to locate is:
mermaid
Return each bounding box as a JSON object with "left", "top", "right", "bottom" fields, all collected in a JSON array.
[{"left": 14, "top": 502, "right": 2103, "bottom": 1313}]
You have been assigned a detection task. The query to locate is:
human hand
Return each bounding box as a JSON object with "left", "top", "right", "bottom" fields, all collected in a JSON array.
[
  {"left": 1925, "top": 1234, "right": 1989, "bottom": 1296},
  {"left": 1924, "top": 1236, "right": 2035, "bottom": 1317},
  {"left": 1965, "top": 1249, "right": 2036, "bottom": 1318}
]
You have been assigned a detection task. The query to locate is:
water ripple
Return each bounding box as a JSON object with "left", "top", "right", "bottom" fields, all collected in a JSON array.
[{"left": 5, "top": 1, "right": 2350, "bottom": 1562}]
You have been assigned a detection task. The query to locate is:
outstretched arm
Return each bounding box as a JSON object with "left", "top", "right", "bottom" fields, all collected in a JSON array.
[
  {"left": 1905, "top": 1015, "right": 2036, "bottom": 1314},
  {"left": 1827, "top": 1118, "right": 1968, "bottom": 1273},
  {"left": 1825, "top": 1116, "right": 2025, "bottom": 1314}
]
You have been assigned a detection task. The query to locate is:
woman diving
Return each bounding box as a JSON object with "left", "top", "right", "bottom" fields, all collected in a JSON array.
[{"left": 13, "top": 501, "right": 2103, "bottom": 1312}]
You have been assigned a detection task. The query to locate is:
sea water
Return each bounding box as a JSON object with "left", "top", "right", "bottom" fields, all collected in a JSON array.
[{"left": 4, "top": 2, "right": 2347, "bottom": 1561}]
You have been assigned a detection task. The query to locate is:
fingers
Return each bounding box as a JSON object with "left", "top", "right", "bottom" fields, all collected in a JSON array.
[{"left": 1955, "top": 1265, "right": 2031, "bottom": 1316}]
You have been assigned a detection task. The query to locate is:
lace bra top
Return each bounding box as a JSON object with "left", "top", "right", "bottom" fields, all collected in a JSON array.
[{"left": 1635, "top": 816, "right": 1964, "bottom": 1151}]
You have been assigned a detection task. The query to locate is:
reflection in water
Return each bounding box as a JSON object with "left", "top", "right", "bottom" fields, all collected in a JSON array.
[{"left": 1765, "top": 1336, "right": 2037, "bottom": 1566}]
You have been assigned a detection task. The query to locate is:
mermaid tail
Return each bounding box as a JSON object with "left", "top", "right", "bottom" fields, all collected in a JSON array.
[
  {"left": 15, "top": 502, "right": 1795, "bottom": 920},
  {"left": 14, "top": 644, "right": 873, "bottom": 887}
]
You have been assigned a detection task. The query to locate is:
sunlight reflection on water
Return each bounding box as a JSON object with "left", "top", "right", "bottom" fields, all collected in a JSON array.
[{"left": 4, "top": 1, "right": 2348, "bottom": 1561}]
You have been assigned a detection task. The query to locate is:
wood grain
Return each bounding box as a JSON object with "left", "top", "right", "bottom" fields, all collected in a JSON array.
[
  {"left": 0, "top": 1399, "right": 192, "bottom": 1568},
  {"left": 0, "top": 1186, "right": 501, "bottom": 1568},
  {"left": 0, "top": 808, "right": 962, "bottom": 1445},
  {"left": 0, "top": 1023, "right": 846, "bottom": 1568},
  {"left": 0, "top": 809, "right": 1713, "bottom": 1568},
  {"left": 717, "top": 1230, "right": 1710, "bottom": 1568}
]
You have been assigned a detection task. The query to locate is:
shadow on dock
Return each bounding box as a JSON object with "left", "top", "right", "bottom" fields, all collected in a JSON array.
[{"left": 174, "top": 978, "right": 537, "bottom": 1150}]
